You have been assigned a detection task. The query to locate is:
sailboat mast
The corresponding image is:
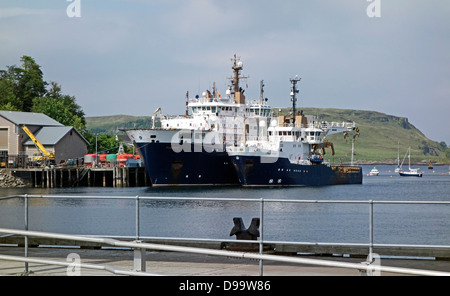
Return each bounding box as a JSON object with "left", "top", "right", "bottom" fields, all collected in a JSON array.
[{"left": 408, "top": 147, "right": 411, "bottom": 170}]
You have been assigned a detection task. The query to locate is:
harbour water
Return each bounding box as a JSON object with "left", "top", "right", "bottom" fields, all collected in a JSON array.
[{"left": 0, "top": 165, "right": 449, "bottom": 246}]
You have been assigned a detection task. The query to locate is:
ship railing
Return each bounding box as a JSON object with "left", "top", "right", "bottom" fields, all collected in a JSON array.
[{"left": 1, "top": 195, "right": 450, "bottom": 276}]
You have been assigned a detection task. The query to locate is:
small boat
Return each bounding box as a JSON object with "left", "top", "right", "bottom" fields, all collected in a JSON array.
[
  {"left": 398, "top": 147, "right": 422, "bottom": 177},
  {"left": 369, "top": 167, "right": 379, "bottom": 176},
  {"left": 310, "top": 155, "right": 324, "bottom": 164},
  {"left": 399, "top": 168, "right": 423, "bottom": 177}
]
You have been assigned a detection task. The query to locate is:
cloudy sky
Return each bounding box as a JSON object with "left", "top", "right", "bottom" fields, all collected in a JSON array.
[{"left": 1, "top": 0, "right": 449, "bottom": 144}]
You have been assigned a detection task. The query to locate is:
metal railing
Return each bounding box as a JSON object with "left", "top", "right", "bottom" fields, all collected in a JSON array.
[
  {"left": 1, "top": 227, "right": 449, "bottom": 276},
  {"left": 1, "top": 194, "right": 450, "bottom": 276}
]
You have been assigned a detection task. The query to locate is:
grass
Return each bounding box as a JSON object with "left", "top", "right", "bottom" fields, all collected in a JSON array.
[{"left": 86, "top": 108, "right": 450, "bottom": 164}]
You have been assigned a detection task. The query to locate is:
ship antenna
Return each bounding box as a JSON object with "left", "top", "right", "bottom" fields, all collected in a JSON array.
[
  {"left": 212, "top": 82, "right": 217, "bottom": 99},
  {"left": 259, "top": 80, "right": 265, "bottom": 104},
  {"left": 185, "top": 91, "right": 189, "bottom": 116},
  {"left": 290, "top": 75, "right": 301, "bottom": 126}
]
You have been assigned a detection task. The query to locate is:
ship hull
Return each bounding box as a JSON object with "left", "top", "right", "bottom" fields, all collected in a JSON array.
[
  {"left": 229, "top": 155, "right": 362, "bottom": 187},
  {"left": 135, "top": 141, "right": 239, "bottom": 186}
]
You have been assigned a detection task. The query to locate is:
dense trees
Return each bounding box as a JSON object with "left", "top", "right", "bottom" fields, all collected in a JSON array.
[{"left": 0, "top": 55, "right": 116, "bottom": 153}]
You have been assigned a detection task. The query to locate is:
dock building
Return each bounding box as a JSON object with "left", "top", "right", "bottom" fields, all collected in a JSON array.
[{"left": 0, "top": 110, "right": 88, "bottom": 166}]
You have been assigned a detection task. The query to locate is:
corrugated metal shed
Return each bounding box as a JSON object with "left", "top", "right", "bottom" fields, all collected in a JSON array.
[
  {"left": 23, "top": 126, "right": 89, "bottom": 146},
  {"left": 0, "top": 111, "right": 63, "bottom": 126}
]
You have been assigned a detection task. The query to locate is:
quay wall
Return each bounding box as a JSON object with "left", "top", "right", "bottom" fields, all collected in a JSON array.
[{"left": 3, "top": 167, "right": 150, "bottom": 188}]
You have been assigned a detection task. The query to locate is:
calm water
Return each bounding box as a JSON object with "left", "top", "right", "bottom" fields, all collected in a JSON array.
[{"left": 0, "top": 165, "right": 449, "bottom": 246}]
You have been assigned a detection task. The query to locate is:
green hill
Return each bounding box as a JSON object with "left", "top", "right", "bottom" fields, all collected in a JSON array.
[
  {"left": 86, "top": 108, "right": 450, "bottom": 164},
  {"left": 86, "top": 115, "right": 154, "bottom": 135}
]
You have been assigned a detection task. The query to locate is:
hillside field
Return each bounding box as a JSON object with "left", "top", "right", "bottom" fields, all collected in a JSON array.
[{"left": 86, "top": 108, "right": 450, "bottom": 165}]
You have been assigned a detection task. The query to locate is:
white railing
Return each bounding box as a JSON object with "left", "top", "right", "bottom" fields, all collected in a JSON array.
[
  {"left": 1, "top": 194, "right": 450, "bottom": 276},
  {"left": 1, "top": 227, "right": 450, "bottom": 276}
]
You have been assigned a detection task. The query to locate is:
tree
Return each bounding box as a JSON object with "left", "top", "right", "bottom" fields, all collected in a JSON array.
[
  {"left": 0, "top": 56, "right": 87, "bottom": 133},
  {"left": 0, "top": 56, "right": 48, "bottom": 112},
  {"left": 83, "top": 132, "right": 122, "bottom": 154},
  {"left": 31, "top": 81, "right": 86, "bottom": 130},
  {"left": 0, "top": 79, "right": 21, "bottom": 111}
]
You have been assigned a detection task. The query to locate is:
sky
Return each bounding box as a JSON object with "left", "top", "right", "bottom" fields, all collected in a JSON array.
[{"left": 1, "top": 0, "right": 449, "bottom": 144}]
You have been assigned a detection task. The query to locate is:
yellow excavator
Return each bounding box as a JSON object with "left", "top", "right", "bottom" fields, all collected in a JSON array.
[{"left": 21, "top": 125, "right": 56, "bottom": 167}]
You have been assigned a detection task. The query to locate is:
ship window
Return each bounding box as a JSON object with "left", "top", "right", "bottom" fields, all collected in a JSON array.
[
  {"left": 269, "top": 131, "right": 272, "bottom": 136},
  {"left": 211, "top": 107, "right": 216, "bottom": 113}
]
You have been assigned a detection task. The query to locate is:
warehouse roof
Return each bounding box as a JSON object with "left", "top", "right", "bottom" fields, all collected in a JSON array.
[
  {"left": 23, "top": 126, "right": 89, "bottom": 146},
  {"left": 0, "top": 111, "right": 63, "bottom": 127}
]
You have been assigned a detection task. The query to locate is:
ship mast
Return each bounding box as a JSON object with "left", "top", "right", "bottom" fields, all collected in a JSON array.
[
  {"left": 259, "top": 80, "right": 265, "bottom": 104},
  {"left": 185, "top": 91, "right": 189, "bottom": 116},
  {"left": 229, "top": 54, "right": 248, "bottom": 104},
  {"left": 290, "top": 75, "right": 301, "bottom": 126}
]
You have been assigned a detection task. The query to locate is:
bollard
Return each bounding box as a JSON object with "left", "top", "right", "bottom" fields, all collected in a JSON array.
[{"left": 230, "top": 217, "right": 260, "bottom": 240}]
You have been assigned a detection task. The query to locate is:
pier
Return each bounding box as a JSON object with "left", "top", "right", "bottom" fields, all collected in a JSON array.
[{"left": 8, "top": 167, "right": 151, "bottom": 188}]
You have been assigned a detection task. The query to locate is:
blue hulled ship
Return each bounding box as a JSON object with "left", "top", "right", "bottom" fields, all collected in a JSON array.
[
  {"left": 226, "top": 77, "right": 363, "bottom": 186},
  {"left": 126, "top": 55, "right": 272, "bottom": 186}
]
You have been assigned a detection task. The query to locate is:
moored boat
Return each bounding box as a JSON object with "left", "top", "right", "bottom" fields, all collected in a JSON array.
[
  {"left": 369, "top": 167, "right": 379, "bottom": 176},
  {"left": 398, "top": 147, "right": 423, "bottom": 177},
  {"left": 227, "top": 77, "right": 363, "bottom": 187},
  {"left": 126, "top": 55, "right": 273, "bottom": 186}
]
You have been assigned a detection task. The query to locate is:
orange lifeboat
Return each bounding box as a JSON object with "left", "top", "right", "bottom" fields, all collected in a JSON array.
[{"left": 117, "top": 154, "right": 135, "bottom": 166}]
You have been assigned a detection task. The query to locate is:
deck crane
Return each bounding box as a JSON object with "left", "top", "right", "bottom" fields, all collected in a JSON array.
[
  {"left": 21, "top": 125, "right": 56, "bottom": 166},
  {"left": 152, "top": 107, "right": 162, "bottom": 129}
]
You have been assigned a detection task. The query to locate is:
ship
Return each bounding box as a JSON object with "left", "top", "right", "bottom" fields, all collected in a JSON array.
[
  {"left": 226, "top": 77, "right": 363, "bottom": 187},
  {"left": 125, "top": 55, "right": 273, "bottom": 186}
]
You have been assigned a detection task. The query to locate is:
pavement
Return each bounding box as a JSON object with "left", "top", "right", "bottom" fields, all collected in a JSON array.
[{"left": 1, "top": 246, "right": 450, "bottom": 276}]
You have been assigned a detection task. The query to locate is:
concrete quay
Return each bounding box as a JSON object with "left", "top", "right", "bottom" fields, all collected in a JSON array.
[{"left": 1, "top": 246, "right": 449, "bottom": 276}]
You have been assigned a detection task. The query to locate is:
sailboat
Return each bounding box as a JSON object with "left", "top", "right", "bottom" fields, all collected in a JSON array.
[
  {"left": 398, "top": 147, "right": 423, "bottom": 177},
  {"left": 394, "top": 141, "right": 401, "bottom": 173}
]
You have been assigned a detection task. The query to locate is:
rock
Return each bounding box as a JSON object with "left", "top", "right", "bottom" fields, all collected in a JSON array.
[{"left": 0, "top": 170, "right": 27, "bottom": 188}]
